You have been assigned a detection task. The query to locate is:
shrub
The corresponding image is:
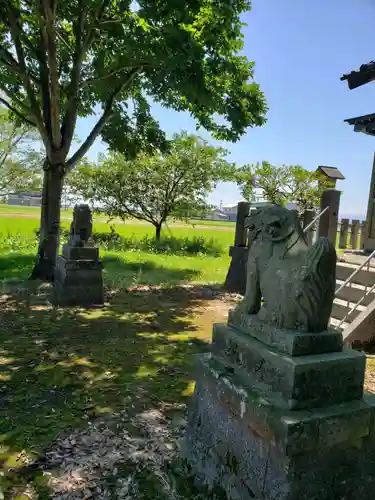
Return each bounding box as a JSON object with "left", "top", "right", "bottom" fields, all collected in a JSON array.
[{"left": 34, "top": 229, "right": 223, "bottom": 257}]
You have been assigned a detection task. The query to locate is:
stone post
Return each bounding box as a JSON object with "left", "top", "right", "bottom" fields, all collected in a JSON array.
[
  {"left": 360, "top": 221, "right": 368, "bottom": 250},
  {"left": 234, "top": 201, "right": 250, "bottom": 246},
  {"left": 53, "top": 204, "right": 104, "bottom": 307},
  {"left": 302, "top": 209, "right": 316, "bottom": 245},
  {"left": 224, "top": 202, "right": 250, "bottom": 295},
  {"left": 350, "top": 219, "right": 360, "bottom": 250},
  {"left": 317, "top": 189, "right": 341, "bottom": 245},
  {"left": 339, "top": 218, "right": 349, "bottom": 249},
  {"left": 363, "top": 152, "right": 375, "bottom": 252}
]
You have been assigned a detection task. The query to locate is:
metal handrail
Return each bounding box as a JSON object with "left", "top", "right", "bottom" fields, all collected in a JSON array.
[
  {"left": 303, "top": 206, "right": 329, "bottom": 234},
  {"left": 335, "top": 249, "right": 375, "bottom": 295},
  {"left": 337, "top": 281, "right": 375, "bottom": 328}
]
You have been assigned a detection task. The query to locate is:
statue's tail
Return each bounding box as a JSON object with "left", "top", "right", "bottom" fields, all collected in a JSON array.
[{"left": 297, "top": 237, "right": 337, "bottom": 331}]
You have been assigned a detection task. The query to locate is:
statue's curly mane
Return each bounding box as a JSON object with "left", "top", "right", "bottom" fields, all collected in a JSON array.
[{"left": 289, "top": 237, "right": 336, "bottom": 331}]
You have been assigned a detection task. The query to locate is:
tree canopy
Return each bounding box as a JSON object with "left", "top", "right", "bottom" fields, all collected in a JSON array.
[
  {"left": 236, "top": 161, "right": 334, "bottom": 213},
  {"left": 0, "top": 0, "right": 267, "bottom": 168},
  {"left": 0, "top": 0, "right": 267, "bottom": 279},
  {"left": 0, "top": 106, "right": 42, "bottom": 197},
  {"left": 68, "top": 132, "right": 235, "bottom": 239}
]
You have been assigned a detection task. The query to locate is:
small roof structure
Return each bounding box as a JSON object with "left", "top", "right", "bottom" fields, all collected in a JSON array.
[
  {"left": 341, "top": 61, "right": 375, "bottom": 90},
  {"left": 344, "top": 112, "right": 375, "bottom": 136},
  {"left": 316, "top": 165, "right": 345, "bottom": 181}
]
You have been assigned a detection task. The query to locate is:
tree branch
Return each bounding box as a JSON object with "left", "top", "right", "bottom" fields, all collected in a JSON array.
[
  {"left": 41, "top": 0, "right": 61, "bottom": 149},
  {"left": 0, "top": 45, "right": 23, "bottom": 74},
  {"left": 0, "top": 97, "right": 37, "bottom": 127},
  {"left": 61, "top": 0, "right": 114, "bottom": 157},
  {"left": 33, "top": 0, "right": 52, "bottom": 140},
  {"left": 65, "top": 67, "right": 143, "bottom": 171},
  {"left": 6, "top": 4, "right": 49, "bottom": 148},
  {"left": 0, "top": 83, "right": 35, "bottom": 114},
  {"left": 82, "top": 63, "right": 152, "bottom": 86},
  {"left": 60, "top": 0, "right": 89, "bottom": 157},
  {"left": 0, "top": 129, "right": 26, "bottom": 169}
]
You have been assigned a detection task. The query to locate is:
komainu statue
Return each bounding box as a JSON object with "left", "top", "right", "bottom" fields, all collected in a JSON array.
[
  {"left": 234, "top": 205, "right": 336, "bottom": 332},
  {"left": 68, "top": 204, "right": 93, "bottom": 247}
]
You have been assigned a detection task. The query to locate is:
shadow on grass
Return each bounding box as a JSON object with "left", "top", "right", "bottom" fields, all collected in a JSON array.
[
  {"left": 103, "top": 255, "right": 201, "bottom": 288},
  {"left": 0, "top": 254, "right": 229, "bottom": 497},
  {"left": 0, "top": 252, "right": 201, "bottom": 287}
]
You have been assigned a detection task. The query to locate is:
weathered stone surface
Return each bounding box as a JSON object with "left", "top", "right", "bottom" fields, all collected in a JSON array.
[
  {"left": 68, "top": 204, "right": 93, "bottom": 246},
  {"left": 224, "top": 246, "right": 248, "bottom": 295},
  {"left": 234, "top": 205, "right": 336, "bottom": 332},
  {"left": 194, "top": 354, "right": 371, "bottom": 454},
  {"left": 227, "top": 310, "right": 343, "bottom": 356},
  {"left": 53, "top": 281, "right": 104, "bottom": 307},
  {"left": 182, "top": 356, "right": 375, "bottom": 499},
  {"left": 57, "top": 256, "right": 103, "bottom": 271},
  {"left": 211, "top": 324, "right": 365, "bottom": 410},
  {"left": 62, "top": 244, "right": 99, "bottom": 260},
  {"left": 53, "top": 205, "right": 104, "bottom": 307}
]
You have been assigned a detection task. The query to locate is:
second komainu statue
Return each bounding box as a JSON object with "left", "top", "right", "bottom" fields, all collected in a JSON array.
[{"left": 233, "top": 205, "right": 337, "bottom": 333}]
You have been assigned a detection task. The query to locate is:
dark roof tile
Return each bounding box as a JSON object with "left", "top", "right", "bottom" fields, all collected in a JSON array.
[{"left": 316, "top": 166, "right": 345, "bottom": 180}]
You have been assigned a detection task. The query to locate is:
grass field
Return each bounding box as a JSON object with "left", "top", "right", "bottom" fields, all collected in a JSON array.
[
  {"left": 0, "top": 204, "right": 235, "bottom": 227},
  {"left": 0, "top": 208, "right": 234, "bottom": 286}
]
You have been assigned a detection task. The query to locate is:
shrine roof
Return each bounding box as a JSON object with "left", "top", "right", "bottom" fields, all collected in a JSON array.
[
  {"left": 341, "top": 61, "right": 375, "bottom": 89},
  {"left": 344, "top": 112, "right": 375, "bottom": 136},
  {"left": 316, "top": 166, "right": 345, "bottom": 180}
]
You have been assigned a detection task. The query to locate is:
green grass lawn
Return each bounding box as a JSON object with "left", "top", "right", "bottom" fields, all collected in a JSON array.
[{"left": 0, "top": 214, "right": 233, "bottom": 286}]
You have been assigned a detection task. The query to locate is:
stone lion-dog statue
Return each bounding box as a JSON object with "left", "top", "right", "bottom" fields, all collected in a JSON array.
[
  {"left": 233, "top": 205, "right": 337, "bottom": 333},
  {"left": 68, "top": 204, "right": 93, "bottom": 247}
]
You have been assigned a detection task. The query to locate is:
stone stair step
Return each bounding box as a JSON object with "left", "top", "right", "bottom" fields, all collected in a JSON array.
[
  {"left": 336, "top": 262, "right": 375, "bottom": 288},
  {"left": 329, "top": 317, "right": 346, "bottom": 333},
  {"left": 335, "top": 283, "right": 375, "bottom": 307},
  {"left": 331, "top": 299, "right": 364, "bottom": 323}
]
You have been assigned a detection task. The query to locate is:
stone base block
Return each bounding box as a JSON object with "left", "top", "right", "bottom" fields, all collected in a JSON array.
[
  {"left": 224, "top": 246, "right": 248, "bottom": 294},
  {"left": 181, "top": 354, "right": 375, "bottom": 500},
  {"left": 53, "top": 255, "right": 104, "bottom": 307},
  {"left": 228, "top": 310, "right": 343, "bottom": 356},
  {"left": 62, "top": 244, "right": 99, "bottom": 260},
  {"left": 212, "top": 324, "right": 365, "bottom": 410}
]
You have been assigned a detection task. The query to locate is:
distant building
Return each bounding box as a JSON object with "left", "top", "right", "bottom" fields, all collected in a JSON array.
[
  {"left": 205, "top": 209, "right": 229, "bottom": 221},
  {"left": 221, "top": 203, "right": 240, "bottom": 221},
  {"left": 191, "top": 208, "right": 229, "bottom": 221},
  {"left": 221, "top": 191, "right": 268, "bottom": 221},
  {"left": 8, "top": 192, "right": 42, "bottom": 207}
]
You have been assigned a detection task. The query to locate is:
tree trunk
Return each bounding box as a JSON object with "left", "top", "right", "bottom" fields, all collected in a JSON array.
[
  {"left": 30, "top": 162, "right": 64, "bottom": 281},
  {"left": 155, "top": 224, "right": 162, "bottom": 241}
]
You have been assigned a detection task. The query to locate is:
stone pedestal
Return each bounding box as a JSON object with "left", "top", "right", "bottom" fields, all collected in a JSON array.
[
  {"left": 181, "top": 312, "right": 375, "bottom": 499},
  {"left": 53, "top": 244, "right": 104, "bottom": 306}
]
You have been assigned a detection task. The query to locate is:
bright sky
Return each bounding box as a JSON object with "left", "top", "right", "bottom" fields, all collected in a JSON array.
[{"left": 75, "top": 0, "right": 375, "bottom": 217}]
